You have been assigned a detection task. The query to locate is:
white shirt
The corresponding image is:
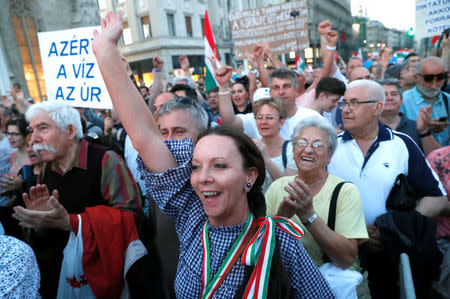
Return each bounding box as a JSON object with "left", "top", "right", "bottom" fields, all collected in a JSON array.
[
  {"left": 328, "top": 124, "right": 446, "bottom": 225},
  {"left": 124, "top": 136, "right": 146, "bottom": 196}
]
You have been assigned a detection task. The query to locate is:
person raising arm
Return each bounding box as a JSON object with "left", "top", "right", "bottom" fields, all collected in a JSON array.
[{"left": 92, "top": 11, "right": 176, "bottom": 173}]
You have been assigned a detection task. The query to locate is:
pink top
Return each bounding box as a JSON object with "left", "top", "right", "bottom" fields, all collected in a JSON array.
[
  {"left": 295, "top": 89, "right": 315, "bottom": 108},
  {"left": 426, "top": 146, "right": 450, "bottom": 238},
  {"left": 8, "top": 150, "right": 31, "bottom": 176}
]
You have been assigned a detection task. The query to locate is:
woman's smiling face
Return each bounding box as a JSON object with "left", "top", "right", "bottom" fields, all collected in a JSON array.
[{"left": 190, "top": 135, "right": 256, "bottom": 227}]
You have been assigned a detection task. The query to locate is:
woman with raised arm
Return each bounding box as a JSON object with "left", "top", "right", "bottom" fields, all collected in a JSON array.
[{"left": 93, "top": 11, "right": 335, "bottom": 298}]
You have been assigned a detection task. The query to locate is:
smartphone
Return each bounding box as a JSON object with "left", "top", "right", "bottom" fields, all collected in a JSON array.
[{"left": 438, "top": 116, "right": 447, "bottom": 122}]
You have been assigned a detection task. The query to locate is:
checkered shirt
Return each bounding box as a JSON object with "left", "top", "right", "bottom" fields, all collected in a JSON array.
[{"left": 137, "top": 138, "right": 335, "bottom": 298}]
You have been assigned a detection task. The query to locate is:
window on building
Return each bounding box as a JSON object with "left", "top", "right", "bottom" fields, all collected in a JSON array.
[
  {"left": 141, "top": 16, "right": 152, "bottom": 39},
  {"left": 167, "top": 13, "right": 176, "bottom": 37},
  {"left": 123, "top": 21, "right": 133, "bottom": 45},
  {"left": 185, "top": 16, "right": 193, "bottom": 37},
  {"left": 11, "top": 13, "right": 46, "bottom": 101},
  {"left": 201, "top": 17, "right": 205, "bottom": 36}
]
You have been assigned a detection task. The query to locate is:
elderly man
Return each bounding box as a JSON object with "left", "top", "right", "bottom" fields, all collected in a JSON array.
[
  {"left": 401, "top": 56, "right": 449, "bottom": 146},
  {"left": 384, "top": 60, "right": 416, "bottom": 91},
  {"left": 349, "top": 67, "right": 371, "bottom": 82},
  {"left": 217, "top": 67, "right": 320, "bottom": 139},
  {"left": 378, "top": 78, "right": 441, "bottom": 155},
  {"left": 13, "top": 102, "right": 144, "bottom": 298},
  {"left": 328, "top": 79, "right": 447, "bottom": 297},
  {"left": 151, "top": 91, "right": 177, "bottom": 116},
  {"left": 345, "top": 57, "right": 364, "bottom": 82}
]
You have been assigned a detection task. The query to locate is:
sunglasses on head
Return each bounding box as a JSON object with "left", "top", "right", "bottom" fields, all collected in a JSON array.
[
  {"left": 418, "top": 73, "right": 446, "bottom": 83},
  {"left": 174, "top": 97, "right": 195, "bottom": 105}
]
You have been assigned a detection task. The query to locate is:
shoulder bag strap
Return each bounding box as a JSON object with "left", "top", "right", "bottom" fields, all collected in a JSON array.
[
  {"left": 322, "top": 181, "right": 347, "bottom": 263},
  {"left": 327, "top": 182, "right": 347, "bottom": 231},
  {"left": 282, "top": 140, "right": 290, "bottom": 170},
  {"left": 441, "top": 93, "right": 449, "bottom": 119}
]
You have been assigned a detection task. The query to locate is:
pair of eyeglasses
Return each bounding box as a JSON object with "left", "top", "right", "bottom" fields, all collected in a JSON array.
[
  {"left": 418, "top": 73, "right": 446, "bottom": 83},
  {"left": 339, "top": 99, "right": 377, "bottom": 109},
  {"left": 5, "top": 132, "right": 23, "bottom": 137},
  {"left": 295, "top": 138, "right": 326, "bottom": 152},
  {"left": 255, "top": 115, "right": 277, "bottom": 121}
]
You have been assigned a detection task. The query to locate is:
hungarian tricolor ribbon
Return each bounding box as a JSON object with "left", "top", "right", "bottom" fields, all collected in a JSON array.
[
  {"left": 200, "top": 214, "right": 304, "bottom": 299},
  {"left": 242, "top": 216, "right": 304, "bottom": 298}
]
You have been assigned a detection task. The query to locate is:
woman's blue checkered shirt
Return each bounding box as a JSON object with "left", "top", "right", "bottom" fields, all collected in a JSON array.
[{"left": 137, "top": 138, "right": 335, "bottom": 298}]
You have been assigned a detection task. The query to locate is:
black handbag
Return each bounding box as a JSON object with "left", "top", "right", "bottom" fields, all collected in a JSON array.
[{"left": 385, "top": 174, "right": 418, "bottom": 211}]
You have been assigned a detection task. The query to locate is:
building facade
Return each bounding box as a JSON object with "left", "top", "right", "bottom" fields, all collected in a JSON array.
[
  {"left": 0, "top": 0, "right": 100, "bottom": 101},
  {"left": 1, "top": 0, "right": 371, "bottom": 100},
  {"left": 99, "top": 0, "right": 233, "bottom": 86}
]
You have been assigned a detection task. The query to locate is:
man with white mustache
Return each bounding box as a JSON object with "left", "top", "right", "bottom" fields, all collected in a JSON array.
[
  {"left": 33, "top": 143, "right": 58, "bottom": 154},
  {"left": 12, "top": 102, "right": 144, "bottom": 298},
  {"left": 400, "top": 56, "right": 449, "bottom": 146}
]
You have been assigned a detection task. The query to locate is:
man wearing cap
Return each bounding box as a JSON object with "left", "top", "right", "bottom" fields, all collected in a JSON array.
[
  {"left": 384, "top": 60, "right": 416, "bottom": 91},
  {"left": 292, "top": 68, "right": 306, "bottom": 100},
  {"left": 400, "top": 56, "right": 449, "bottom": 146},
  {"left": 215, "top": 67, "right": 321, "bottom": 139}
]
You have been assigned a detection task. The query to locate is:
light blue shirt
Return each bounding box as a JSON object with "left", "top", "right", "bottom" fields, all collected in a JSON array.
[{"left": 400, "top": 87, "right": 449, "bottom": 146}]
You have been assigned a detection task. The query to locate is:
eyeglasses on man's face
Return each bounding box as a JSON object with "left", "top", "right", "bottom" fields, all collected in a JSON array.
[
  {"left": 417, "top": 72, "right": 446, "bottom": 83},
  {"left": 339, "top": 98, "right": 377, "bottom": 109}
]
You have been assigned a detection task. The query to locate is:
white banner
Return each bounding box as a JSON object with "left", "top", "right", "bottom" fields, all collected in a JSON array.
[
  {"left": 38, "top": 26, "right": 112, "bottom": 109},
  {"left": 415, "top": 0, "right": 450, "bottom": 39}
]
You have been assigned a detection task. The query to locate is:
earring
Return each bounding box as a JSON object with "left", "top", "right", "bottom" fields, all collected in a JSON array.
[{"left": 247, "top": 183, "right": 252, "bottom": 188}]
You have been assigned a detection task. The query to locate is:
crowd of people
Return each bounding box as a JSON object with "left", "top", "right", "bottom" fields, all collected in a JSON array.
[{"left": 0, "top": 9, "right": 449, "bottom": 299}]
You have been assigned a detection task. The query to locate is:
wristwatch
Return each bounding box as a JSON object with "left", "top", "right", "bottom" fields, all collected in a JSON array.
[
  {"left": 419, "top": 130, "right": 431, "bottom": 138},
  {"left": 302, "top": 212, "right": 318, "bottom": 226}
]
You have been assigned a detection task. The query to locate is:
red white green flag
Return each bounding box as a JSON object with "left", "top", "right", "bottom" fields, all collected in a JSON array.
[
  {"left": 204, "top": 10, "right": 222, "bottom": 93},
  {"left": 295, "top": 54, "right": 305, "bottom": 70}
]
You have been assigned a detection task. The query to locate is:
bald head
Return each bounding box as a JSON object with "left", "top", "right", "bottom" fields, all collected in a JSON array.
[
  {"left": 152, "top": 92, "right": 176, "bottom": 115},
  {"left": 346, "top": 57, "right": 363, "bottom": 78},
  {"left": 415, "top": 56, "right": 446, "bottom": 73},
  {"left": 349, "top": 67, "right": 371, "bottom": 82},
  {"left": 347, "top": 79, "right": 385, "bottom": 104}
]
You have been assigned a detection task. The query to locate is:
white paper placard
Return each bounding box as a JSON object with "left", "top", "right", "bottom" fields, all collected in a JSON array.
[{"left": 38, "top": 26, "right": 112, "bottom": 109}]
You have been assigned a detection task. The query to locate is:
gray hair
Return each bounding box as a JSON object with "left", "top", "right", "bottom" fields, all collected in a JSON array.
[
  {"left": 25, "top": 102, "right": 83, "bottom": 140},
  {"left": 158, "top": 98, "right": 208, "bottom": 133},
  {"left": 291, "top": 116, "right": 337, "bottom": 156},
  {"left": 376, "top": 78, "right": 404, "bottom": 96},
  {"left": 269, "top": 68, "right": 298, "bottom": 88},
  {"left": 347, "top": 79, "right": 386, "bottom": 105}
]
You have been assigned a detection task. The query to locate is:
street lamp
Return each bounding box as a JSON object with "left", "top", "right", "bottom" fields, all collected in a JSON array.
[{"left": 290, "top": 10, "right": 301, "bottom": 57}]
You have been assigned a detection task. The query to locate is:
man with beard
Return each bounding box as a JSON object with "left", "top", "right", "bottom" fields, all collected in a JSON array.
[{"left": 401, "top": 56, "right": 449, "bottom": 146}]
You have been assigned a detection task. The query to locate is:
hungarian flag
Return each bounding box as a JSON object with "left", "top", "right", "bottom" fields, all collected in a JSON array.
[
  {"left": 295, "top": 54, "right": 305, "bottom": 70},
  {"left": 204, "top": 10, "right": 222, "bottom": 92}
]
